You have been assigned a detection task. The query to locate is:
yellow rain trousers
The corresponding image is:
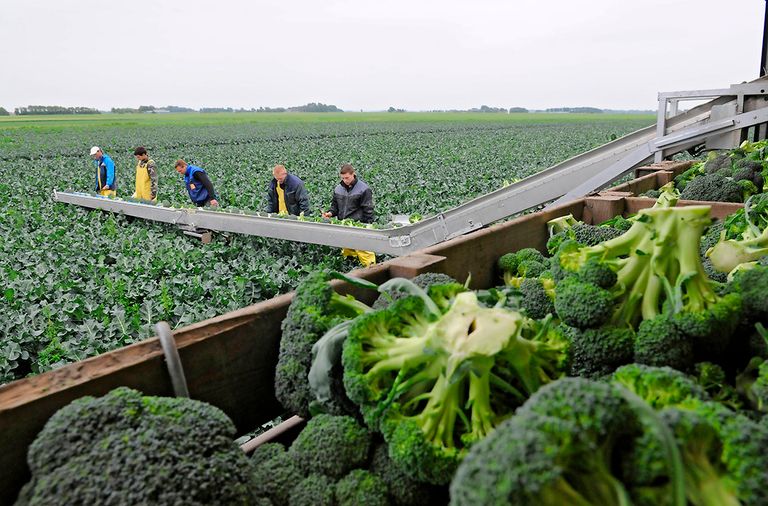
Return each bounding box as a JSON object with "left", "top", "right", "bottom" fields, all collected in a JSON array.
[
  {"left": 342, "top": 248, "right": 376, "bottom": 267},
  {"left": 134, "top": 159, "right": 156, "bottom": 201}
]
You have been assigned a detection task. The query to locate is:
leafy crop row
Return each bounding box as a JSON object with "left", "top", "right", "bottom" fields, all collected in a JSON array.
[{"left": 0, "top": 116, "right": 651, "bottom": 383}]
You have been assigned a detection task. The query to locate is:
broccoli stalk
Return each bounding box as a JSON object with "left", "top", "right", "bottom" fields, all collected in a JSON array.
[{"left": 707, "top": 225, "right": 768, "bottom": 273}]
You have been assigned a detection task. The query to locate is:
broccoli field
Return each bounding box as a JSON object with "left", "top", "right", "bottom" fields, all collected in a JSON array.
[{"left": 0, "top": 112, "right": 652, "bottom": 383}]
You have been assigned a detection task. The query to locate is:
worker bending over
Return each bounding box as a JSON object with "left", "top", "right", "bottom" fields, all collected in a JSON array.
[
  {"left": 174, "top": 159, "right": 219, "bottom": 207},
  {"left": 132, "top": 146, "right": 158, "bottom": 201},
  {"left": 90, "top": 146, "right": 117, "bottom": 197},
  {"left": 322, "top": 164, "right": 376, "bottom": 267}
]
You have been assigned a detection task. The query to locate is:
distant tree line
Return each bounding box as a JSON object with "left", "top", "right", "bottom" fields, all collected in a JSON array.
[
  {"left": 14, "top": 105, "right": 100, "bottom": 115},
  {"left": 545, "top": 107, "right": 602, "bottom": 113},
  {"left": 0, "top": 107, "right": 9, "bottom": 116}
]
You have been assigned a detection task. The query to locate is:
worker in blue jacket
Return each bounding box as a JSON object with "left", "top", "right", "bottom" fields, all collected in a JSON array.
[
  {"left": 90, "top": 146, "right": 117, "bottom": 197},
  {"left": 174, "top": 159, "right": 219, "bottom": 207}
]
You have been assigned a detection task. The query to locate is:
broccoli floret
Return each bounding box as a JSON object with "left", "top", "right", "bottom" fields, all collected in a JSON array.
[
  {"left": 600, "top": 214, "right": 634, "bottom": 231},
  {"left": 671, "top": 292, "right": 742, "bottom": 361},
  {"left": 342, "top": 289, "right": 566, "bottom": 484},
  {"left": 642, "top": 189, "right": 661, "bottom": 198},
  {"left": 372, "top": 272, "right": 457, "bottom": 309},
  {"left": 703, "top": 153, "right": 732, "bottom": 174},
  {"left": 571, "top": 222, "right": 625, "bottom": 246},
  {"left": 612, "top": 363, "right": 708, "bottom": 409},
  {"left": 725, "top": 265, "right": 768, "bottom": 326},
  {"left": 693, "top": 362, "right": 742, "bottom": 410},
  {"left": 251, "top": 442, "right": 286, "bottom": 467},
  {"left": 518, "top": 277, "right": 555, "bottom": 319},
  {"left": 252, "top": 451, "right": 305, "bottom": 506},
  {"left": 335, "top": 470, "right": 389, "bottom": 506},
  {"left": 577, "top": 258, "right": 617, "bottom": 288},
  {"left": 452, "top": 377, "right": 644, "bottom": 506},
  {"left": 675, "top": 162, "right": 705, "bottom": 191},
  {"left": 634, "top": 315, "right": 694, "bottom": 372},
  {"left": 661, "top": 407, "right": 740, "bottom": 506},
  {"left": 21, "top": 387, "right": 256, "bottom": 506},
  {"left": 288, "top": 414, "right": 371, "bottom": 479},
  {"left": 288, "top": 474, "right": 336, "bottom": 506},
  {"left": 680, "top": 173, "right": 742, "bottom": 202},
  {"left": 553, "top": 278, "right": 613, "bottom": 329},
  {"left": 369, "top": 443, "right": 445, "bottom": 506},
  {"left": 558, "top": 206, "right": 741, "bottom": 342},
  {"left": 275, "top": 271, "right": 371, "bottom": 418},
  {"left": 498, "top": 248, "right": 547, "bottom": 284},
  {"left": 568, "top": 326, "right": 635, "bottom": 378},
  {"left": 688, "top": 400, "right": 768, "bottom": 504},
  {"left": 547, "top": 213, "right": 579, "bottom": 235}
]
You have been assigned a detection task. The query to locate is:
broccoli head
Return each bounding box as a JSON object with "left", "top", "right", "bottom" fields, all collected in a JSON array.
[
  {"left": 252, "top": 451, "right": 305, "bottom": 506},
  {"left": 451, "top": 378, "right": 641, "bottom": 506},
  {"left": 372, "top": 272, "right": 457, "bottom": 309},
  {"left": 21, "top": 387, "right": 256, "bottom": 506},
  {"left": 335, "top": 469, "right": 389, "bottom": 506},
  {"left": 612, "top": 363, "right": 708, "bottom": 409},
  {"left": 275, "top": 270, "right": 371, "bottom": 418},
  {"left": 568, "top": 325, "right": 635, "bottom": 378},
  {"left": 288, "top": 414, "right": 372, "bottom": 479},
  {"left": 680, "top": 173, "right": 742, "bottom": 203},
  {"left": 342, "top": 288, "right": 566, "bottom": 484},
  {"left": 634, "top": 315, "right": 694, "bottom": 372},
  {"left": 369, "top": 443, "right": 446, "bottom": 506},
  {"left": 288, "top": 473, "right": 336, "bottom": 506}
]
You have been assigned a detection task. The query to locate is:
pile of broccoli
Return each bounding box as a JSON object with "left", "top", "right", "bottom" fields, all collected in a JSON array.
[
  {"left": 250, "top": 413, "right": 444, "bottom": 505},
  {"left": 17, "top": 387, "right": 256, "bottom": 505},
  {"left": 672, "top": 141, "right": 768, "bottom": 202}
]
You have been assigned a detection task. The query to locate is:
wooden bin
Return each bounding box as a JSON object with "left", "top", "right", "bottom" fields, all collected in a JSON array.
[{"left": 0, "top": 193, "right": 745, "bottom": 503}]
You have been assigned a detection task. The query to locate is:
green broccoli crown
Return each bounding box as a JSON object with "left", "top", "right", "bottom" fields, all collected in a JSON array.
[
  {"left": 343, "top": 289, "right": 566, "bottom": 484},
  {"left": 517, "top": 259, "right": 547, "bottom": 278},
  {"left": 577, "top": 258, "right": 618, "bottom": 288},
  {"left": 671, "top": 292, "right": 742, "bottom": 360},
  {"left": 335, "top": 469, "right": 390, "bottom": 506},
  {"left": 680, "top": 173, "right": 742, "bottom": 203},
  {"left": 372, "top": 272, "right": 458, "bottom": 309},
  {"left": 553, "top": 278, "right": 613, "bottom": 329},
  {"left": 727, "top": 265, "right": 768, "bottom": 324},
  {"left": 612, "top": 363, "right": 708, "bottom": 409},
  {"left": 571, "top": 222, "right": 625, "bottom": 246},
  {"left": 496, "top": 252, "right": 519, "bottom": 274},
  {"left": 252, "top": 451, "right": 305, "bottom": 506},
  {"left": 250, "top": 442, "right": 286, "bottom": 467},
  {"left": 514, "top": 378, "right": 639, "bottom": 505},
  {"left": 288, "top": 473, "right": 336, "bottom": 506},
  {"left": 369, "top": 443, "right": 444, "bottom": 506},
  {"left": 22, "top": 387, "right": 255, "bottom": 506},
  {"left": 559, "top": 206, "right": 732, "bottom": 334},
  {"left": 275, "top": 270, "right": 370, "bottom": 418},
  {"left": 518, "top": 277, "right": 555, "bottom": 320},
  {"left": 687, "top": 400, "right": 768, "bottom": 504},
  {"left": 567, "top": 326, "right": 635, "bottom": 378},
  {"left": 703, "top": 153, "right": 732, "bottom": 174},
  {"left": 516, "top": 247, "right": 547, "bottom": 264},
  {"left": 288, "top": 414, "right": 372, "bottom": 479},
  {"left": 634, "top": 315, "right": 694, "bottom": 372},
  {"left": 450, "top": 412, "right": 585, "bottom": 506}
]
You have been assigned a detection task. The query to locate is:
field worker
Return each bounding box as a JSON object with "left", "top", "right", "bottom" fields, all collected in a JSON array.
[
  {"left": 322, "top": 164, "right": 376, "bottom": 267},
  {"left": 174, "top": 159, "right": 219, "bottom": 207},
  {"left": 132, "top": 146, "right": 158, "bottom": 201},
  {"left": 266, "top": 164, "right": 310, "bottom": 216},
  {"left": 90, "top": 146, "right": 117, "bottom": 197}
]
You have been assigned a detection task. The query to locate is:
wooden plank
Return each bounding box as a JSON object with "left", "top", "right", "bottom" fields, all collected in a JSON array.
[{"left": 625, "top": 197, "right": 743, "bottom": 220}]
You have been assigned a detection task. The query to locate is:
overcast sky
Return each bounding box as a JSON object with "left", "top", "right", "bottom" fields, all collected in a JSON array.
[{"left": 0, "top": 0, "right": 764, "bottom": 111}]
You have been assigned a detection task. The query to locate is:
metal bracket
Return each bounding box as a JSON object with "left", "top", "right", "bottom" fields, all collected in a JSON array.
[{"left": 155, "top": 321, "right": 190, "bottom": 398}]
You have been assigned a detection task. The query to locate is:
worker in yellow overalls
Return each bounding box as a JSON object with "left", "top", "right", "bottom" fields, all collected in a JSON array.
[
  {"left": 322, "top": 164, "right": 376, "bottom": 267},
  {"left": 90, "top": 146, "right": 117, "bottom": 197},
  {"left": 132, "top": 146, "right": 158, "bottom": 202}
]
